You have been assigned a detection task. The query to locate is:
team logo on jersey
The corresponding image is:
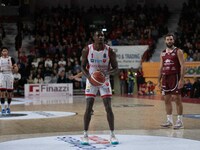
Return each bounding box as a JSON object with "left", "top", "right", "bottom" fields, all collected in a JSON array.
[
  {"left": 103, "top": 59, "right": 106, "bottom": 63},
  {"left": 103, "top": 53, "right": 106, "bottom": 58},
  {"left": 91, "top": 59, "right": 103, "bottom": 63},
  {"left": 164, "top": 59, "right": 174, "bottom": 65}
]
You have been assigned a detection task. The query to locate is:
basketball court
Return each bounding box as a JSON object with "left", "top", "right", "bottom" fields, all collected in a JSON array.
[{"left": 0, "top": 95, "right": 200, "bottom": 150}]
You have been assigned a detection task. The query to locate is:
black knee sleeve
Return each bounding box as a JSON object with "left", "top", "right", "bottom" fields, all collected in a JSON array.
[
  {"left": 7, "top": 98, "right": 12, "bottom": 104},
  {"left": 1, "top": 98, "right": 5, "bottom": 104}
]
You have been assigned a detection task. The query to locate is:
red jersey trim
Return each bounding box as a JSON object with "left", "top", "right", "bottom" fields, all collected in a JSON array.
[
  {"left": 85, "top": 94, "right": 96, "bottom": 97},
  {"left": 101, "top": 94, "right": 112, "bottom": 98}
]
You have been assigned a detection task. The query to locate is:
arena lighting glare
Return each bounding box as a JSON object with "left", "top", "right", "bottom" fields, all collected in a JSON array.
[
  {"left": 1, "top": 3, "right": 6, "bottom": 6},
  {"left": 102, "top": 28, "right": 107, "bottom": 32}
]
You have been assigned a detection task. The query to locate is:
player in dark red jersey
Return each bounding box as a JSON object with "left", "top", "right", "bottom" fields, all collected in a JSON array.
[{"left": 158, "top": 33, "right": 185, "bottom": 129}]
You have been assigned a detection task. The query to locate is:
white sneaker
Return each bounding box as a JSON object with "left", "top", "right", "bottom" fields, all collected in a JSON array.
[
  {"left": 110, "top": 135, "right": 119, "bottom": 145},
  {"left": 161, "top": 121, "right": 173, "bottom": 128},
  {"left": 173, "top": 120, "right": 184, "bottom": 130},
  {"left": 81, "top": 135, "right": 89, "bottom": 145}
]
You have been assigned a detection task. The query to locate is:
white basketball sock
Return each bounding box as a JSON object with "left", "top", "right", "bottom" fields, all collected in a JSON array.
[
  {"left": 83, "top": 130, "right": 88, "bottom": 137},
  {"left": 177, "top": 115, "right": 183, "bottom": 122},
  {"left": 1, "top": 104, "right": 5, "bottom": 110},
  {"left": 167, "top": 115, "right": 173, "bottom": 123}
]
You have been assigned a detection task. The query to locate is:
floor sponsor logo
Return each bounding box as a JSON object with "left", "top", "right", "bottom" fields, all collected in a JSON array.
[
  {"left": 0, "top": 111, "right": 76, "bottom": 120},
  {"left": 113, "top": 104, "right": 154, "bottom": 107},
  {"left": 183, "top": 114, "right": 200, "bottom": 119},
  {"left": 0, "top": 135, "right": 200, "bottom": 150},
  {"left": 57, "top": 135, "right": 116, "bottom": 150}
]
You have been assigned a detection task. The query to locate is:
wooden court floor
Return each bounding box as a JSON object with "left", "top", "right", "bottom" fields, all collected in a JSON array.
[{"left": 0, "top": 95, "right": 200, "bottom": 142}]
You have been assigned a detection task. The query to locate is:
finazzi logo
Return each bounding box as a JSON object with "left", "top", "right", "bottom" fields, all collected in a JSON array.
[
  {"left": 26, "top": 84, "right": 73, "bottom": 97},
  {"left": 29, "top": 85, "right": 40, "bottom": 95}
]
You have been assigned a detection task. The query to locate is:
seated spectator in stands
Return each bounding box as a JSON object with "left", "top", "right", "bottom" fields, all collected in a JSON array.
[
  {"left": 33, "top": 74, "right": 44, "bottom": 84},
  {"left": 49, "top": 72, "right": 58, "bottom": 83},
  {"left": 138, "top": 82, "right": 147, "bottom": 95},
  {"left": 43, "top": 67, "right": 53, "bottom": 84},
  {"left": 27, "top": 73, "right": 34, "bottom": 84},
  {"left": 45, "top": 56, "right": 53, "bottom": 68},
  {"left": 197, "top": 51, "right": 200, "bottom": 61},
  {"left": 44, "top": 66, "right": 52, "bottom": 77},
  {"left": 66, "top": 60, "right": 73, "bottom": 72},
  {"left": 73, "top": 60, "right": 81, "bottom": 74},
  {"left": 190, "top": 77, "right": 200, "bottom": 98},
  {"left": 52, "top": 62, "right": 58, "bottom": 72},
  {"left": 36, "top": 68, "right": 44, "bottom": 79},
  {"left": 53, "top": 53, "right": 60, "bottom": 64},
  {"left": 147, "top": 81, "right": 156, "bottom": 95},
  {"left": 37, "top": 57, "right": 45, "bottom": 68},
  {"left": 186, "top": 54, "right": 194, "bottom": 62},
  {"left": 183, "top": 79, "right": 193, "bottom": 97},
  {"left": 58, "top": 57, "right": 66, "bottom": 68},
  {"left": 19, "top": 51, "right": 27, "bottom": 63},
  {"left": 27, "top": 51, "right": 36, "bottom": 65},
  {"left": 57, "top": 70, "right": 68, "bottom": 83}
]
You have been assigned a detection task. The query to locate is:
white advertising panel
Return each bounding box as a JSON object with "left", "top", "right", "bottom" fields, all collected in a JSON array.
[
  {"left": 111, "top": 45, "right": 148, "bottom": 69},
  {"left": 25, "top": 83, "right": 73, "bottom": 97}
]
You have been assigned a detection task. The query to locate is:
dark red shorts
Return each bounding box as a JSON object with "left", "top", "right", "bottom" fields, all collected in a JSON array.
[{"left": 161, "top": 74, "right": 181, "bottom": 95}]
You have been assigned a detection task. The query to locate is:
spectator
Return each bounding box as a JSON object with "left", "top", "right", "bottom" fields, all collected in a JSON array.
[
  {"left": 45, "top": 56, "right": 53, "bottom": 68},
  {"left": 136, "top": 68, "right": 145, "bottom": 91},
  {"left": 57, "top": 70, "right": 68, "bottom": 83},
  {"left": 119, "top": 70, "right": 126, "bottom": 95},
  {"left": 138, "top": 82, "right": 147, "bottom": 95},
  {"left": 27, "top": 73, "right": 34, "bottom": 84},
  {"left": 191, "top": 77, "right": 200, "bottom": 98},
  {"left": 33, "top": 74, "right": 44, "bottom": 84},
  {"left": 127, "top": 68, "right": 136, "bottom": 95},
  {"left": 147, "top": 81, "right": 156, "bottom": 95},
  {"left": 49, "top": 72, "right": 58, "bottom": 83}
]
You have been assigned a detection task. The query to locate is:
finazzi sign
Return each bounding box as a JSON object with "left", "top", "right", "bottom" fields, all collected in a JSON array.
[{"left": 25, "top": 83, "right": 73, "bottom": 97}]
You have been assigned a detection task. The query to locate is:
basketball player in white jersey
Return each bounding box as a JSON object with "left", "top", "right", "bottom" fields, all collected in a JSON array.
[
  {"left": 81, "top": 30, "right": 119, "bottom": 145},
  {"left": 0, "top": 47, "right": 17, "bottom": 115}
]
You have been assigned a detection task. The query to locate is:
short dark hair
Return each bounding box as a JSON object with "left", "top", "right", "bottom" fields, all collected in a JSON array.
[
  {"left": 1, "top": 46, "right": 8, "bottom": 51},
  {"left": 93, "top": 29, "right": 104, "bottom": 36},
  {"left": 164, "top": 33, "right": 175, "bottom": 39}
]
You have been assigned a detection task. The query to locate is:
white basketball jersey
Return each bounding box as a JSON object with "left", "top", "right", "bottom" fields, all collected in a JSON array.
[
  {"left": 87, "top": 44, "right": 110, "bottom": 75},
  {"left": 0, "top": 56, "right": 13, "bottom": 73}
]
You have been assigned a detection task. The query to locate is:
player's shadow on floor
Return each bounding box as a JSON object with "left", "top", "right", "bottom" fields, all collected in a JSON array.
[{"left": 0, "top": 113, "right": 27, "bottom": 118}]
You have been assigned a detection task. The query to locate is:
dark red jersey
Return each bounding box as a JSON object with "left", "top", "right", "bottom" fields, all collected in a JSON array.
[{"left": 161, "top": 47, "right": 181, "bottom": 75}]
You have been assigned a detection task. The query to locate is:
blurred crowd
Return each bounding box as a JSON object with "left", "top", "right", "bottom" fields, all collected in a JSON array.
[
  {"left": 175, "top": 0, "right": 200, "bottom": 61},
  {"left": 2, "top": 0, "right": 199, "bottom": 98},
  {"left": 14, "top": 4, "right": 169, "bottom": 95}
]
